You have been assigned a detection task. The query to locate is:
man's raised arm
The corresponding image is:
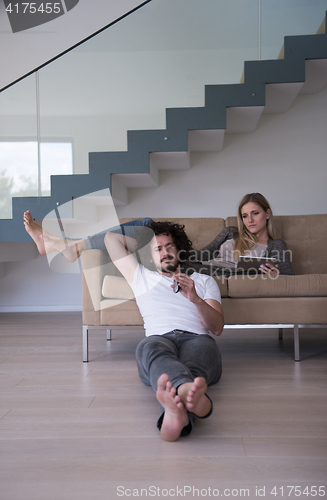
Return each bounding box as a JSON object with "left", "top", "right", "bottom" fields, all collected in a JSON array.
[{"left": 104, "top": 231, "right": 139, "bottom": 283}]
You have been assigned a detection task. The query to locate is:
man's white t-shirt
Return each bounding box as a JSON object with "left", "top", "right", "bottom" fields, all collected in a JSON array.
[{"left": 129, "top": 264, "right": 222, "bottom": 337}]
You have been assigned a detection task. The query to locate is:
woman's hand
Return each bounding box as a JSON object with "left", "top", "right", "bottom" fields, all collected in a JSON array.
[{"left": 259, "top": 262, "right": 280, "bottom": 277}]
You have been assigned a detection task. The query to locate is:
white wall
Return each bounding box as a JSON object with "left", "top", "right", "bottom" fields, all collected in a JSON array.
[
  {"left": 1, "top": 0, "right": 327, "bottom": 312},
  {"left": 1, "top": 84, "right": 326, "bottom": 312},
  {"left": 117, "top": 87, "right": 327, "bottom": 219},
  {"left": 0, "top": 0, "right": 150, "bottom": 90},
  {"left": 0, "top": 254, "right": 82, "bottom": 312}
]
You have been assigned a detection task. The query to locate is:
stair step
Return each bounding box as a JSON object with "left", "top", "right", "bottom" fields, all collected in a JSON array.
[
  {"left": 111, "top": 157, "right": 160, "bottom": 205},
  {"left": 0, "top": 242, "right": 37, "bottom": 263},
  {"left": 300, "top": 59, "right": 327, "bottom": 94},
  {"left": 41, "top": 188, "right": 119, "bottom": 237},
  {"left": 1, "top": 12, "right": 326, "bottom": 241},
  {"left": 150, "top": 151, "right": 190, "bottom": 170},
  {"left": 46, "top": 252, "right": 81, "bottom": 274},
  {"left": 188, "top": 130, "right": 225, "bottom": 152},
  {"left": 263, "top": 82, "right": 304, "bottom": 114},
  {"left": 226, "top": 106, "right": 264, "bottom": 133}
]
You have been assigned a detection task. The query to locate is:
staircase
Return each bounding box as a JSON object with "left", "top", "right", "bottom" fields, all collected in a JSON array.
[{"left": 0, "top": 13, "right": 326, "bottom": 246}]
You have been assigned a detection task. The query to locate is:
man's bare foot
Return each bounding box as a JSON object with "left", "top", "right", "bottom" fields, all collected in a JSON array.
[
  {"left": 156, "top": 374, "right": 189, "bottom": 441},
  {"left": 24, "top": 210, "right": 84, "bottom": 262},
  {"left": 177, "top": 377, "right": 211, "bottom": 418},
  {"left": 41, "top": 234, "right": 83, "bottom": 263},
  {"left": 23, "top": 210, "right": 47, "bottom": 255}
]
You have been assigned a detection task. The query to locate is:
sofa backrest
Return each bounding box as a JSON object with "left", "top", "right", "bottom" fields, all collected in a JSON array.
[
  {"left": 119, "top": 217, "right": 225, "bottom": 250},
  {"left": 153, "top": 218, "right": 226, "bottom": 250},
  {"left": 120, "top": 214, "right": 327, "bottom": 275},
  {"left": 226, "top": 214, "right": 327, "bottom": 275}
]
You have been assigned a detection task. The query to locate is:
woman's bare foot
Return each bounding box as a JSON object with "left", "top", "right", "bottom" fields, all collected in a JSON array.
[
  {"left": 156, "top": 374, "right": 189, "bottom": 441},
  {"left": 23, "top": 210, "right": 47, "bottom": 255},
  {"left": 177, "top": 377, "right": 211, "bottom": 418}
]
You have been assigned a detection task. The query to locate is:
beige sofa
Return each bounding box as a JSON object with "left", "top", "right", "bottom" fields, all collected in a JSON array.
[{"left": 81, "top": 214, "right": 327, "bottom": 362}]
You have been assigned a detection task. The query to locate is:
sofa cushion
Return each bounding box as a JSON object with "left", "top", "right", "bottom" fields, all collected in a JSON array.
[
  {"left": 212, "top": 276, "right": 228, "bottom": 298},
  {"left": 102, "top": 275, "right": 135, "bottom": 300},
  {"left": 100, "top": 298, "right": 135, "bottom": 309},
  {"left": 222, "top": 297, "right": 327, "bottom": 325},
  {"left": 228, "top": 274, "right": 327, "bottom": 298},
  {"left": 102, "top": 272, "right": 228, "bottom": 299}
]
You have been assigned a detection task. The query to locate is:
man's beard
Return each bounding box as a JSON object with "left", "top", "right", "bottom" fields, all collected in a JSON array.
[{"left": 159, "top": 257, "right": 179, "bottom": 273}]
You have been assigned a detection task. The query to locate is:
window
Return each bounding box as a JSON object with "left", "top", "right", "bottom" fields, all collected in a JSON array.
[{"left": 0, "top": 141, "right": 73, "bottom": 219}]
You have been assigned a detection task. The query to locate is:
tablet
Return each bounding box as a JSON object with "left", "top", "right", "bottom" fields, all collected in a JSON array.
[{"left": 237, "top": 256, "right": 277, "bottom": 273}]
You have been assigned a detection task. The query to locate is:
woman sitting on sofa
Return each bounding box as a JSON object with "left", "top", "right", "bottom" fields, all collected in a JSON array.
[{"left": 187, "top": 192, "right": 293, "bottom": 277}]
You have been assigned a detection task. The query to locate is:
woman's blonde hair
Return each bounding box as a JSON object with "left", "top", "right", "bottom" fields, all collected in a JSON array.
[{"left": 233, "top": 193, "right": 275, "bottom": 258}]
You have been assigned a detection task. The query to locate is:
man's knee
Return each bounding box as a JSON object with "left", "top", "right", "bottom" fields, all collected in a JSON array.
[
  {"left": 136, "top": 336, "right": 163, "bottom": 359},
  {"left": 136, "top": 335, "right": 177, "bottom": 365},
  {"left": 135, "top": 336, "right": 150, "bottom": 359}
]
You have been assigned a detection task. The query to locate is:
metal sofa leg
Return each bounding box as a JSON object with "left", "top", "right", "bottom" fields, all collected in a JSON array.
[
  {"left": 294, "top": 324, "right": 300, "bottom": 362},
  {"left": 83, "top": 325, "right": 89, "bottom": 363},
  {"left": 278, "top": 328, "right": 283, "bottom": 340},
  {"left": 107, "top": 329, "right": 112, "bottom": 341}
]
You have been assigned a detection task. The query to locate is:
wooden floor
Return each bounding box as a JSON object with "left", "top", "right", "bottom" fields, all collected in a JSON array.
[{"left": 0, "top": 313, "right": 326, "bottom": 500}]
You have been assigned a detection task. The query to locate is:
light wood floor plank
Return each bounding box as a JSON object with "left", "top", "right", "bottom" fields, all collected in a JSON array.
[{"left": 0, "top": 312, "right": 326, "bottom": 500}]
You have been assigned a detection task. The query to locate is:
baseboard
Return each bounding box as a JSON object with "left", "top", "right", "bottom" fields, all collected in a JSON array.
[{"left": 0, "top": 305, "right": 82, "bottom": 313}]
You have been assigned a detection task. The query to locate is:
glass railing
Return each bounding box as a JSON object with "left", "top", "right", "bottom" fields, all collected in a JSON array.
[{"left": 1, "top": 0, "right": 326, "bottom": 218}]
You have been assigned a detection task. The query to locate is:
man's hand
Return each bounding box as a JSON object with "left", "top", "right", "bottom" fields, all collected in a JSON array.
[
  {"left": 172, "top": 272, "right": 224, "bottom": 336},
  {"left": 172, "top": 272, "right": 198, "bottom": 302}
]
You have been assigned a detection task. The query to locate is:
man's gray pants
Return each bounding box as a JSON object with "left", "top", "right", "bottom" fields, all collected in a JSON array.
[{"left": 135, "top": 330, "right": 222, "bottom": 436}]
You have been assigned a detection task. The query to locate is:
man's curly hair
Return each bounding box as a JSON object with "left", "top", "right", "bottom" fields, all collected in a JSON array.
[{"left": 135, "top": 220, "right": 193, "bottom": 264}]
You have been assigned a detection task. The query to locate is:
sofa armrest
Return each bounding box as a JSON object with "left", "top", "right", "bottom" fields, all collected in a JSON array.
[{"left": 81, "top": 249, "right": 110, "bottom": 325}]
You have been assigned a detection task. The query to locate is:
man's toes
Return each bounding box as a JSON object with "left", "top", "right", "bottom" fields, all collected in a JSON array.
[{"left": 157, "top": 373, "right": 169, "bottom": 390}]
